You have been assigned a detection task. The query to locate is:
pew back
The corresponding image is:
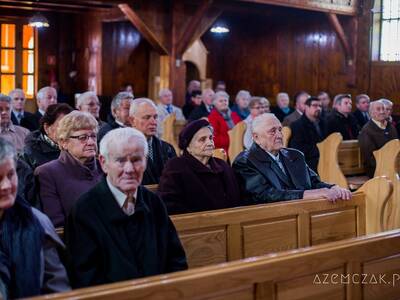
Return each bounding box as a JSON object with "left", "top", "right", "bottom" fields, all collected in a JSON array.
[
  {"left": 282, "top": 126, "right": 291, "bottom": 148},
  {"left": 338, "top": 139, "right": 365, "bottom": 175},
  {"left": 228, "top": 121, "right": 246, "bottom": 162}
]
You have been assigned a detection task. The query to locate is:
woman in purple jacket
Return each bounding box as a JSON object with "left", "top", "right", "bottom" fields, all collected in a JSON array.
[{"left": 35, "top": 111, "right": 103, "bottom": 227}]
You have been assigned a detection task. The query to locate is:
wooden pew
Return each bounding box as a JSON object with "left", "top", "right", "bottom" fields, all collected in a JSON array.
[
  {"left": 212, "top": 148, "right": 227, "bottom": 161},
  {"left": 227, "top": 121, "right": 247, "bottom": 162},
  {"left": 31, "top": 229, "right": 400, "bottom": 300},
  {"left": 282, "top": 126, "right": 291, "bottom": 147},
  {"left": 162, "top": 114, "right": 187, "bottom": 154}
]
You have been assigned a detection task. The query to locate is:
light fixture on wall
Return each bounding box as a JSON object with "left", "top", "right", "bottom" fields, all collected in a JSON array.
[
  {"left": 28, "top": 12, "right": 49, "bottom": 28},
  {"left": 210, "top": 26, "right": 229, "bottom": 34}
]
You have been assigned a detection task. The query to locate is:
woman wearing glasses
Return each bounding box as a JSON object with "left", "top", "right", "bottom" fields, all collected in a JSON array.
[{"left": 35, "top": 111, "right": 103, "bottom": 227}]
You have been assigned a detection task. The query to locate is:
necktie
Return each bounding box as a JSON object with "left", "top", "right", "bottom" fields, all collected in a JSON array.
[
  {"left": 166, "top": 105, "right": 173, "bottom": 114},
  {"left": 17, "top": 112, "right": 23, "bottom": 124},
  {"left": 274, "top": 156, "right": 287, "bottom": 176},
  {"left": 148, "top": 140, "right": 154, "bottom": 161},
  {"left": 123, "top": 194, "right": 135, "bottom": 216}
]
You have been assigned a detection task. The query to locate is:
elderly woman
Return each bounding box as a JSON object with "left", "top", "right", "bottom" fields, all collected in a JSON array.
[
  {"left": 158, "top": 119, "right": 241, "bottom": 214},
  {"left": 244, "top": 97, "right": 270, "bottom": 149},
  {"left": 35, "top": 111, "right": 103, "bottom": 227},
  {"left": 23, "top": 103, "right": 73, "bottom": 171},
  {"left": 231, "top": 90, "right": 251, "bottom": 120},
  {"left": 208, "top": 91, "right": 241, "bottom": 154},
  {"left": 76, "top": 91, "right": 106, "bottom": 127},
  {"left": 271, "top": 92, "right": 294, "bottom": 122},
  {"left": 0, "top": 138, "right": 70, "bottom": 298}
]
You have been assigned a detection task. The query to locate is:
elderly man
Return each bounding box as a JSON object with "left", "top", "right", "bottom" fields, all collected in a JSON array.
[
  {"left": 9, "top": 89, "right": 37, "bottom": 131},
  {"left": 271, "top": 92, "right": 294, "bottom": 122},
  {"left": 233, "top": 113, "right": 351, "bottom": 204},
  {"left": 156, "top": 88, "right": 185, "bottom": 137},
  {"left": 35, "top": 86, "right": 57, "bottom": 122},
  {"left": 215, "top": 81, "right": 226, "bottom": 93},
  {"left": 243, "top": 97, "right": 270, "bottom": 149},
  {"left": 317, "top": 91, "right": 331, "bottom": 119},
  {"left": 76, "top": 91, "right": 106, "bottom": 127},
  {"left": 129, "top": 98, "right": 176, "bottom": 185},
  {"left": 352, "top": 94, "right": 370, "bottom": 129},
  {"left": 326, "top": 94, "right": 359, "bottom": 140},
  {"left": 358, "top": 100, "right": 398, "bottom": 178},
  {"left": 0, "top": 94, "right": 30, "bottom": 153},
  {"left": 188, "top": 88, "right": 215, "bottom": 121},
  {"left": 65, "top": 128, "right": 187, "bottom": 288},
  {"left": 98, "top": 91, "right": 133, "bottom": 142},
  {"left": 289, "top": 97, "right": 327, "bottom": 172},
  {"left": 231, "top": 90, "right": 251, "bottom": 120},
  {"left": 282, "top": 91, "right": 309, "bottom": 127},
  {"left": 185, "top": 80, "right": 201, "bottom": 104}
]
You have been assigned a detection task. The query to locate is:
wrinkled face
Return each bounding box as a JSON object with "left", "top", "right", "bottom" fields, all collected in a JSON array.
[
  {"left": 356, "top": 97, "right": 370, "bottom": 113},
  {"left": 61, "top": 129, "right": 97, "bottom": 161},
  {"left": 0, "top": 157, "right": 17, "bottom": 215},
  {"left": 337, "top": 97, "right": 352, "bottom": 115},
  {"left": 277, "top": 95, "right": 289, "bottom": 109},
  {"left": 260, "top": 101, "right": 270, "bottom": 113},
  {"left": 114, "top": 99, "right": 131, "bottom": 125},
  {"left": 0, "top": 102, "right": 11, "bottom": 127},
  {"left": 160, "top": 90, "right": 173, "bottom": 105},
  {"left": 250, "top": 102, "right": 264, "bottom": 118},
  {"left": 11, "top": 90, "right": 26, "bottom": 112},
  {"left": 253, "top": 117, "right": 283, "bottom": 154},
  {"left": 237, "top": 96, "right": 250, "bottom": 110},
  {"left": 305, "top": 100, "right": 322, "bottom": 120},
  {"left": 191, "top": 95, "right": 202, "bottom": 106},
  {"left": 203, "top": 90, "right": 215, "bottom": 106},
  {"left": 296, "top": 94, "right": 309, "bottom": 113},
  {"left": 80, "top": 96, "right": 100, "bottom": 119},
  {"left": 130, "top": 103, "right": 158, "bottom": 138},
  {"left": 318, "top": 93, "right": 331, "bottom": 109},
  {"left": 384, "top": 103, "right": 393, "bottom": 118},
  {"left": 187, "top": 127, "right": 215, "bottom": 159},
  {"left": 371, "top": 102, "right": 387, "bottom": 122},
  {"left": 100, "top": 139, "right": 146, "bottom": 194},
  {"left": 44, "top": 113, "right": 65, "bottom": 142},
  {"left": 37, "top": 89, "right": 57, "bottom": 111},
  {"left": 214, "top": 96, "right": 229, "bottom": 112}
]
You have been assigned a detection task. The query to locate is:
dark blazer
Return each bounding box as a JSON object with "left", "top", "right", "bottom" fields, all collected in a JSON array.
[
  {"left": 358, "top": 120, "right": 398, "bottom": 178},
  {"left": 143, "top": 136, "right": 176, "bottom": 185},
  {"left": 158, "top": 152, "right": 242, "bottom": 214},
  {"left": 97, "top": 119, "right": 124, "bottom": 143},
  {"left": 35, "top": 151, "right": 103, "bottom": 227},
  {"left": 65, "top": 179, "right": 188, "bottom": 288},
  {"left": 282, "top": 110, "right": 302, "bottom": 127},
  {"left": 271, "top": 106, "right": 295, "bottom": 122},
  {"left": 233, "top": 143, "right": 333, "bottom": 205},
  {"left": 352, "top": 109, "right": 370, "bottom": 129},
  {"left": 326, "top": 109, "right": 360, "bottom": 140},
  {"left": 34, "top": 110, "right": 44, "bottom": 125},
  {"left": 289, "top": 115, "right": 327, "bottom": 172},
  {"left": 11, "top": 111, "right": 39, "bottom": 131},
  {"left": 188, "top": 103, "right": 211, "bottom": 122}
]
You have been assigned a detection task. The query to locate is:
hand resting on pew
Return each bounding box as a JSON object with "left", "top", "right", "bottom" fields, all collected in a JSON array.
[{"left": 303, "top": 185, "right": 352, "bottom": 202}]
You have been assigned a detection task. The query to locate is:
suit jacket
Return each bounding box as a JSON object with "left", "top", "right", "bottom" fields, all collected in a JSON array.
[
  {"left": 208, "top": 109, "right": 241, "bottom": 153},
  {"left": 289, "top": 115, "right": 327, "bottom": 172},
  {"left": 143, "top": 136, "right": 176, "bottom": 185},
  {"left": 65, "top": 178, "right": 188, "bottom": 288},
  {"left": 156, "top": 103, "right": 185, "bottom": 137},
  {"left": 326, "top": 109, "right": 360, "bottom": 140},
  {"left": 11, "top": 111, "right": 39, "bottom": 131},
  {"left": 233, "top": 144, "right": 333, "bottom": 205},
  {"left": 282, "top": 110, "right": 302, "bottom": 127},
  {"left": 352, "top": 109, "right": 370, "bottom": 129},
  {"left": 34, "top": 110, "right": 44, "bottom": 126},
  {"left": 188, "top": 102, "right": 211, "bottom": 122},
  {"left": 97, "top": 119, "right": 124, "bottom": 143},
  {"left": 271, "top": 106, "right": 295, "bottom": 122},
  {"left": 358, "top": 120, "right": 398, "bottom": 178}
]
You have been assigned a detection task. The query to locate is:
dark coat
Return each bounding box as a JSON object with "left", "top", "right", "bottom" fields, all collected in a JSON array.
[
  {"left": 143, "top": 136, "right": 176, "bottom": 185},
  {"left": 97, "top": 119, "right": 124, "bottom": 143},
  {"left": 231, "top": 104, "right": 250, "bottom": 120},
  {"left": 271, "top": 106, "right": 295, "bottom": 122},
  {"left": 188, "top": 103, "right": 211, "bottom": 122},
  {"left": 208, "top": 109, "right": 241, "bottom": 153},
  {"left": 16, "top": 159, "right": 36, "bottom": 206},
  {"left": 289, "top": 115, "right": 327, "bottom": 172},
  {"left": 358, "top": 120, "right": 398, "bottom": 178},
  {"left": 158, "top": 152, "right": 242, "bottom": 214},
  {"left": 35, "top": 151, "right": 103, "bottom": 227},
  {"left": 11, "top": 111, "right": 39, "bottom": 131},
  {"left": 233, "top": 143, "right": 333, "bottom": 205},
  {"left": 326, "top": 109, "right": 360, "bottom": 140},
  {"left": 352, "top": 109, "right": 370, "bottom": 129},
  {"left": 22, "top": 130, "right": 60, "bottom": 171},
  {"left": 65, "top": 179, "right": 188, "bottom": 288}
]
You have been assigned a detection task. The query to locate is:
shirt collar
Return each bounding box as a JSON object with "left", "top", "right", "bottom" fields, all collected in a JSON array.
[
  {"left": 39, "top": 109, "right": 45, "bottom": 116},
  {"left": 266, "top": 151, "right": 280, "bottom": 162},
  {"left": 12, "top": 110, "right": 24, "bottom": 116},
  {"left": 106, "top": 176, "right": 138, "bottom": 209},
  {"left": 296, "top": 109, "right": 303, "bottom": 115},
  {"left": 372, "top": 118, "right": 387, "bottom": 130},
  {"left": 115, "top": 120, "right": 126, "bottom": 127}
]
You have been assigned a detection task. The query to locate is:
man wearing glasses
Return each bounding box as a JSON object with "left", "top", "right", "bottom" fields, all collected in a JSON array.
[{"left": 233, "top": 113, "right": 351, "bottom": 204}]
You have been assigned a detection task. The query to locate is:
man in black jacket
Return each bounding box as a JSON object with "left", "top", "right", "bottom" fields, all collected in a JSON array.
[
  {"left": 289, "top": 97, "right": 327, "bottom": 172},
  {"left": 9, "top": 89, "right": 38, "bottom": 131},
  {"left": 188, "top": 88, "right": 215, "bottom": 122},
  {"left": 233, "top": 113, "right": 351, "bottom": 205},
  {"left": 65, "top": 128, "right": 187, "bottom": 288},
  {"left": 352, "top": 94, "right": 370, "bottom": 129},
  {"left": 129, "top": 98, "right": 176, "bottom": 184}
]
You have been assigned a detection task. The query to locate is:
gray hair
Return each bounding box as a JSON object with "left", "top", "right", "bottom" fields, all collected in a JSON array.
[
  {"left": 0, "top": 137, "right": 17, "bottom": 165},
  {"left": 251, "top": 113, "right": 279, "bottom": 134},
  {"left": 379, "top": 98, "right": 393, "bottom": 107},
  {"left": 111, "top": 91, "right": 134, "bottom": 112},
  {"left": 129, "top": 98, "right": 157, "bottom": 116},
  {"left": 0, "top": 94, "right": 11, "bottom": 104},
  {"left": 37, "top": 86, "right": 57, "bottom": 101},
  {"left": 236, "top": 90, "right": 251, "bottom": 102},
  {"left": 9, "top": 88, "right": 25, "bottom": 99},
  {"left": 158, "top": 88, "right": 172, "bottom": 98},
  {"left": 355, "top": 94, "right": 370, "bottom": 104},
  {"left": 212, "top": 91, "right": 229, "bottom": 105},
  {"left": 276, "top": 92, "right": 289, "bottom": 101},
  {"left": 202, "top": 88, "right": 214, "bottom": 97},
  {"left": 76, "top": 91, "right": 99, "bottom": 109},
  {"left": 369, "top": 100, "right": 385, "bottom": 115},
  {"left": 100, "top": 127, "right": 148, "bottom": 160}
]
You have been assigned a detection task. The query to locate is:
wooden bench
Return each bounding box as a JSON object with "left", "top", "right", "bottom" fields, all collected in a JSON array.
[
  {"left": 227, "top": 121, "right": 246, "bottom": 162},
  {"left": 162, "top": 114, "right": 187, "bottom": 154},
  {"left": 31, "top": 229, "right": 400, "bottom": 300},
  {"left": 282, "top": 126, "right": 291, "bottom": 147}
]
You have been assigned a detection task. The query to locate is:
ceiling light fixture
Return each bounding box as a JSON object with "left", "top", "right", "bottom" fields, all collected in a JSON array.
[
  {"left": 210, "top": 26, "right": 229, "bottom": 34},
  {"left": 29, "top": 12, "right": 50, "bottom": 28}
]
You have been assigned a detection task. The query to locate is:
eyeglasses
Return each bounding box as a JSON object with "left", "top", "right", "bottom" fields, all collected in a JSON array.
[{"left": 69, "top": 133, "right": 97, "bottom": 142}]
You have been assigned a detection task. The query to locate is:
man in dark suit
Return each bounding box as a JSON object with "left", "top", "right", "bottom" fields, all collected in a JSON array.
[
  {"left": 188, "top": 88, "right": 215, "bottom": 122},
  {"left": 289, "top": 97, "right": 327, "bottom": 172},
  {"left": 352, "top": 94, "right": 370, "bottom": 129},
  {"left": 9, "top": 89, "right": 38, "bottom": 131},
  {"left": 282, "top": 91, "right": 309, "bottom": 127},
  {"left": 129, "top": 98, "right": 176, "bottom": 185},
  {"left": 65, "top": 128, "right": 187, "bottom": 288},
  {"left": 233, "top": 113, "right": 351, "bottom": 205},
  {"left": 35, "top": 86, "right": 58, "bottom": 123}
]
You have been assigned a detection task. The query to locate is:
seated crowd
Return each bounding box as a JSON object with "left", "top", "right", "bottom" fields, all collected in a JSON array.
[{"left": 0, "top": 82, "right": 399, "bottom": 298}]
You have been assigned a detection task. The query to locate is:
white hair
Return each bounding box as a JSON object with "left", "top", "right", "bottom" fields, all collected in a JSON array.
[
  {"left": 100, "top": 127, "right": 148, "bottom": 160},
  {"left": 111, "top": 91, "right": 134, "bottom": 112},
  {"left": 8, "top": 88, "right": 25, "bottom": 99},
  {"left": 212, "top": 91, "right": 229, "bottom": 105},
  {"left": 129, "top": 98, "right": 157, "bottom": 116},
  {"left": 251, "top": 113, "right": 279, "bottom": 134},
  {"left": 158, "top": 88, "right": 172, "bottom": 98},
  {"left": 202, "top": 88, "right": 214, "bottom": 96},
  {"left": 379, "top": 98, "right": 393, "bottom": 107},
  {"left": 76, "top": 91, "right": 99, "bottom": 109},
  {"left": 0, "top": 94, "right": 11, "bottom": 104},
  {"left": 235, "top": 90, "right": 251, "bottom": 102},
  {"left": 276, "top": 92, "right": 289, "bottom": 100},
  {"left": 37, "top": 86, "right": 56, "bottom": 101}
]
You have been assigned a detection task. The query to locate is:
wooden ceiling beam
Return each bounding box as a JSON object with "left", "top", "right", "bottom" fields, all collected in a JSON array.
[{"left": 118, "top": 3, "right": 169, "bottom": 55}]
